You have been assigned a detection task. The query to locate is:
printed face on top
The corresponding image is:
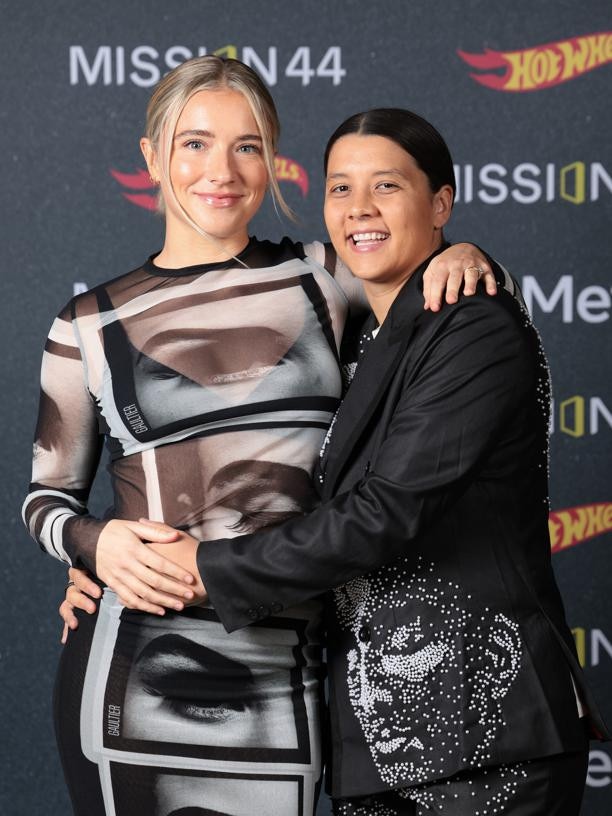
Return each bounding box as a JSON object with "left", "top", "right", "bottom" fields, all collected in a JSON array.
[{"left": 108, "top": 273, "right": 341, "bottom": 433}]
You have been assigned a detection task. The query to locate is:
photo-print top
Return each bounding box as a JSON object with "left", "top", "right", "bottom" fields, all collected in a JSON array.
[{"left": 23, "top": 237, "right": 348, "bottom": 607}]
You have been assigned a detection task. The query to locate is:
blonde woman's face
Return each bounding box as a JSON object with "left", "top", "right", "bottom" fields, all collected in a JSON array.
[{"left": 160, "top": 88, "right": 269, "bottom": 255}]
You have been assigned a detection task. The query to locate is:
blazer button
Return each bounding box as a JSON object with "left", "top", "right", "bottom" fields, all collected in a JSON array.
[
  {"left": 358, "top": 624, "right": 371, "bottom": 643},
  {"left": 247, "top": 607, "right": 258, "bottom": 620},
  {"left": 270, "top": 602, "right": 282, "bottom": 613},
  {"left": 257, "top": 604, "right": 270, "bottom": 618}
]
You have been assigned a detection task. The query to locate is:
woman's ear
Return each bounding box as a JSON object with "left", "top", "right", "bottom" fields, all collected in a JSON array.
[
  {"left": 432, "top": 184, "right": 454, "bottom": 229},
  {"left": 140, "top": 137, "right": 160, "bottom": 184}
]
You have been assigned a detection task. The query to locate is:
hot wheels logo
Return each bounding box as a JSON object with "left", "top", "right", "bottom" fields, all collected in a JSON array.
[
  {"left": 111, "top": 155, "right": 309, "bottom": 211},
  {"left": 110, "top": 168, "right": 156, "bottom": 210},
  {"left": 274, "top": 155, "right": 309, "bottom": 195},
  {"left": 549, "top": 503, "right": 612, "bottom": 553},
  {"left": 458, "top": 31, "right": 612, "bottom": 91}
]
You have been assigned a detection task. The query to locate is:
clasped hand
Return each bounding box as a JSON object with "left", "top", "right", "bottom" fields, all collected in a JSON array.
[{"left": 60, "top": 519, "right": 207, "bottom": 642}]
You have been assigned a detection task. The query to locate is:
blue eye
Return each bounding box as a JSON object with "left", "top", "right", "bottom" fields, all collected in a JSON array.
[
  {"left": 185, "top": 140, "right": 204, "bottom": 150},
  {"left": 238, "top": 144, "right": 261, "bottom": 154}
]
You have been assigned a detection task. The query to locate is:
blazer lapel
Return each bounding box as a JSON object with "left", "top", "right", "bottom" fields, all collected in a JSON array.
[
  {"left": 321, "top": 323, "right": 406, "bottom": 498},
  {"left": 321, "top": 258, "right": 435, "bottom": 499}
]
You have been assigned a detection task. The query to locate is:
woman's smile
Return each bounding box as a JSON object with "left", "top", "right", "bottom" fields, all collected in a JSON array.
[{"left": 348, "top": 230, "right": 391, "bottom": 252}]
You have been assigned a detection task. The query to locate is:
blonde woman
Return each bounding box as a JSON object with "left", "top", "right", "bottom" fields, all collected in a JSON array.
[{"left": 25, "top": 57, "right": 495, "bottom": 816}]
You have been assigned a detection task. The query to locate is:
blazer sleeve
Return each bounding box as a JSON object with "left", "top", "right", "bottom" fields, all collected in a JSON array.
[{"left": 198, "top": 293, "right": 539, "bottom": 632}]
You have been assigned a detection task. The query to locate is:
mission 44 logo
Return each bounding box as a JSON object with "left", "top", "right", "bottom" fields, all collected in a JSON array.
[{"left": 70, "top": 45, "right": 346, "bottom": 87}]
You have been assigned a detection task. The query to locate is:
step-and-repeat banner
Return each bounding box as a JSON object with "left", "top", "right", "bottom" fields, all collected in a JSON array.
[{"left": 2, "top": 1, "right": 610, "bottom": 814}]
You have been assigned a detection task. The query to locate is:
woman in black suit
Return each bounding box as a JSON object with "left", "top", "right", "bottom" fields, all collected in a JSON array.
[{"left": 66, "top": 109, "right": 605, "bottom": 814}]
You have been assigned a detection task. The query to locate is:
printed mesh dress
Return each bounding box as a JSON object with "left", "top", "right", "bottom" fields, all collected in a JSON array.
[{"left": 23, "top": 237, "right": 351, "bottom": 816}]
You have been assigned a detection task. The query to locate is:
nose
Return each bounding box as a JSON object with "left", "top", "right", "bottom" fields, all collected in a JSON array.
[
  {"left": 348, "top": 190, "right": 377, "bottom": 219},
  {"left": 206, "top": 146, "right": 234, "bottom": 185}
]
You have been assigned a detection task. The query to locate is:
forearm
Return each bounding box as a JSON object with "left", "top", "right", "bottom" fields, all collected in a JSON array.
[
  {"left": 62, "top": 514, "right": 107, "bottom": 572},
  {"left": 22, "top": 485, "right": 103, "bottom": 568},
  {"left": 198, "top": 292, "right": 533, "bottom": 633},
  {"left": 198, "top": 473, "right": 452, "bottom": 632}
]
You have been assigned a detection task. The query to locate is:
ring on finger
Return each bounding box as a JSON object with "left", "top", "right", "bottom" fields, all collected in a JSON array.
[{"left": 464, "top": 265, "right": 484, "bottom": 277}]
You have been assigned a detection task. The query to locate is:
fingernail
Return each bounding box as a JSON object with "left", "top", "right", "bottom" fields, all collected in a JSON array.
[
  {"left": 184, "top": 591, "right": 194, "bottom": 599},
  {"left": 174, "top": 603, "right": 184, "bottom": 611}
]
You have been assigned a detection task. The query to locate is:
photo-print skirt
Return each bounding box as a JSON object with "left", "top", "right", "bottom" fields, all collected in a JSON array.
[{"left": 58, "top": 589, "right": 324, "bottom": 816}]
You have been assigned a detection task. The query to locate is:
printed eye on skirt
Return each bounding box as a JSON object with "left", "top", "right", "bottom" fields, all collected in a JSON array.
[{"left": 54, "top": 589, "right": 324, "bottom": 816}]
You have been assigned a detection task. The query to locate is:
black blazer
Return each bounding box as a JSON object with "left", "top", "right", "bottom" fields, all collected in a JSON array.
[{"left": 198, "top": 254, "right": 606, "bottom": 797}]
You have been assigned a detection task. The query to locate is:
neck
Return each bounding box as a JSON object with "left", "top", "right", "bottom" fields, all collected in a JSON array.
[
  {"left": 365, "top": 237, "right": 445, "bottom": 325},
  {"left": 154, "top": 216, "right": 249, "bottom": 269},
  {"left": 363, "top": 280, "right": 407, "bottom": 325}
]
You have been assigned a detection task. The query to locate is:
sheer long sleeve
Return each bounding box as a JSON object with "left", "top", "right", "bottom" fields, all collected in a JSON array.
[
  {"left": 22, "top": 302, "right": 105, "bottom": 570},
  {"left": 303, "top": 241, "right": 369, "bottom": 314}
]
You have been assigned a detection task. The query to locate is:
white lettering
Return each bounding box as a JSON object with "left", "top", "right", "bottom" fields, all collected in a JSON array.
[
  {"left": 591, "top": 629, "right": 612, "bottom": 666},
  {"left": 316, "top": 46, "right": 346, "bottom": 86},
  {"left": 68, "top": 44, "right": 347, "bottom": 87},
  {"left": 454, "top": 164, "right": 474, "bottom": 204},
  {"left": 286, "top": 46, "right": 315, "bottom": 86},
  {"left": 478, "top": 164, "right": 508, "bottom": 204},
  {"left": 522, "top": 276, "right": 573, "bottom": 322},
  {"left": 511, "top": 163, "right": 542, "bottom": 204},
  {"left": 451, "top": 162, "right": 611, "bottom": 205},
  {"left": 587, "top": 750, "right": 612, "bottom": 788},
  {"left": 69, "top": 45, "right": 112, "bottom": 86},
  {"left": 464, "top": 163, "right": 473, "bottom": 203},
  {"left": 165, "top": 46, "right": 194, "bottom": 72},
  {"left": 576, "top": 285, "right": 611, "bottom": 323},
  {"left": 590, "top": 398, "right": 612, "bottom": 435},
  {"left": 129, "top": 46, "right": 160, "bottom": 87},
  {"left": 116, "top": 46, "right": 125, "bottom": 85},
  {"left": 243, "top": 46, "right": 277, "bottom": 86},
  {"left": 545, "top": 163, "right": 555, "bottom": 202},
  {"left": 591, "top": 162, "right": 612, "bottom": 200}
]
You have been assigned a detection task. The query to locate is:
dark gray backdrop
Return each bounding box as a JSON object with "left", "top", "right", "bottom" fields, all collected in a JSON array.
[{"left": 2, "top": 1, "right": 611, "bottom": 814}]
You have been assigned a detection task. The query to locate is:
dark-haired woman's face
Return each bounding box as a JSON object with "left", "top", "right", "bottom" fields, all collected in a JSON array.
[{"left": 324, "top": 134, "right": 452, "bottom": 291}]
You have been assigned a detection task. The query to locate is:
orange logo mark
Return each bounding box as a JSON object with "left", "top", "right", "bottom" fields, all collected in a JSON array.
[
  {"left": 458, "top": 32, "right": 612, "bottom": 91},
  {"left": 274, "top": 155, "right": 309, "bottom": 196},
  {"left": 110, "top": 168, "right": 158, "bottom": 211},
  {"left": 549, "top": 503, "right": 612, "bottom": 553},
  {"left": 111, "top": 157, "right": 309, "bottom": 210}
]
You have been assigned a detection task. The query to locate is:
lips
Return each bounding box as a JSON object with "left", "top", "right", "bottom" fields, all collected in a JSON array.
[{"left": 195, "top": 192, "right": 244, "bottom": 207}]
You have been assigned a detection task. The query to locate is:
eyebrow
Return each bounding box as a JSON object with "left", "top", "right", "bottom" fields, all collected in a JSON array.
[
  {"left": 326, "top": 168, "right": 406, "bottom": 181},
  {"left": 174, "top": 129, "right": 263, "bottom": 142}
]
